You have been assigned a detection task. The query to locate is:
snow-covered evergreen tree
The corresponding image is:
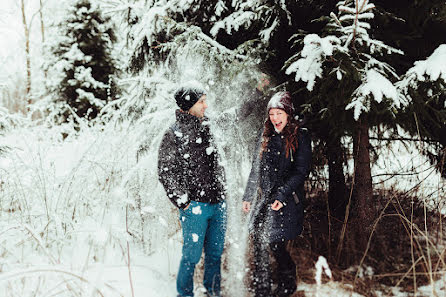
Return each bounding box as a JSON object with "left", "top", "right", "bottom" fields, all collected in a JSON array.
[
  {"left": 286, "top": 0, "right": 406, "bottom": 119},
  {"left": 210, "top": 0, "right": 292, "bottom": 45},
  {"left": 399, "top": 44, "right": 446, "bottom": 176},
  {"left": 45, "top": 0, "right": 118, "bottom": 123},
  {"left": 285, "top": 0, "right": 406, "bottom": 252},
  {"left": 101, "top": 0, "right": 256, "bottom": 123}
]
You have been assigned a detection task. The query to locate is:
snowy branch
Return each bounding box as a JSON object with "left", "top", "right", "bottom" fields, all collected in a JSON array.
[{"left": 285, "top": 34, "right": 341, "bottom": 91}]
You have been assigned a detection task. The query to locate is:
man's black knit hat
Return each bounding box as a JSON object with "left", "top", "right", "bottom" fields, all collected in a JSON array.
[{"left": 174, "top": 81, "right": 206, "bottom": 111}]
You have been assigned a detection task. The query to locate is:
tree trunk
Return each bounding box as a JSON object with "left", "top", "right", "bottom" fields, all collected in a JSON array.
[
  {"left": 39, "top": 0, "right": 45, "bottom": 43},
  {"left": 39, "top": 0, "right": 47, "bottom": 81},
  {"left": 353, "top": 116, "right": 375, "bottom": 250},
  {"left": 20, "top": 0, "right": 31, "bottom": 106},
  {"left": 327, "top": 135, "right": 348, "bottom": 220}
]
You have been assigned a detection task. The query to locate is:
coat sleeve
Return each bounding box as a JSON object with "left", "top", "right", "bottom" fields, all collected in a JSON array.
[
  {"left": 157, "top": 129, "right": 191, "bottom": 209},
  {"left": 242, "top": 130, "right": 264, "bottom": 202},
  {"left": 276, "top": 128, "right": 312, "bottom": 204}
]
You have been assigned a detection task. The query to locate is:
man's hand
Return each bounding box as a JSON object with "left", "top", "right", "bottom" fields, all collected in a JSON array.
[
  {"left": 242, "top": 201, "right": 251, "bottom": 213},
  {"left": 256, "top": 73, "right": 270, "bottom": 92},
  {"left": 271, "top": 200, "right": 284, "bottom": 211}
]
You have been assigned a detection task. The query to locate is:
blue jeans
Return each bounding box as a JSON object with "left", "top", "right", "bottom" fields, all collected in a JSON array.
[{"left": 177, "top": 201, "right": 227, "bottom": 297}]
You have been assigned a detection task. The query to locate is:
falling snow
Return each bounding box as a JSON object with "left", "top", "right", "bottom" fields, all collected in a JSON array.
[{"left": 192, "top": 233, "right": 199, "bottom": 242}]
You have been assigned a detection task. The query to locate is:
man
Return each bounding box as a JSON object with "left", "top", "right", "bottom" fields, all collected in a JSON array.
[{"left": 158, "top": 82, "right": 227, "bottom": 297}]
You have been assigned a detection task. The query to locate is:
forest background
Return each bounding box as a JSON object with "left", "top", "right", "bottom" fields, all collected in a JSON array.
[{"left": 0, "top": 0, "right": 445, "bottom": 296}]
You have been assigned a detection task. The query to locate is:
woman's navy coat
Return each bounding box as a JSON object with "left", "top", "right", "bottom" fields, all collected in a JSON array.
[{"left": 243, "top": 128, "right": 312, "bottom": 243}]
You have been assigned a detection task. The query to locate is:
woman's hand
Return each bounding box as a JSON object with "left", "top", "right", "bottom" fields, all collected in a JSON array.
[
  {"left": 271, "top": 200, "right": 284, "bottom": 211},
  {"left": 242, "top": 201, "right": 251, "bottom": 213}
]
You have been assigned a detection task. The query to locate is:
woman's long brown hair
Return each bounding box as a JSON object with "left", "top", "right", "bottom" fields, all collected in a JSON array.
[{"left": 261, "top": 113, "right": 299, "bottom": 158}]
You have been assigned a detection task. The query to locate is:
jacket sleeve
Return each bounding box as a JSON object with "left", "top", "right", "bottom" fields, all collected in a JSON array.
[
  {"left": 242, "top": 130, "right": 264, "bottom": 202},
  {"left": 157, "top": 129, "right": 190, "bottom": 209},
  {"left": 276, "top": 128, "right": 312, "bottom": 204}
]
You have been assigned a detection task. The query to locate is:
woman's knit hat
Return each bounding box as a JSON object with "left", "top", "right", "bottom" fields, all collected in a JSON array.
[
  {"left": 174, "top": 81, "right": 207, "bottom": 111},
  {"left": 267, "top": 91, "right": 294, "bottom": 115}
]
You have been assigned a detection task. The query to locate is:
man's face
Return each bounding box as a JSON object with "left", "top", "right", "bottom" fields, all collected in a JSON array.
[{"left": 188, "top": 95, "right": 208, "bottom": 118}]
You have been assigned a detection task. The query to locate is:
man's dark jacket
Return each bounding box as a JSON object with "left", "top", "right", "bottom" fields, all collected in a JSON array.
[
  {"left": 158, "top": 110, "right": 226, "bottom": 209},
  {"left": 243, "top": 128, "right": 312, "bottom": 242}
]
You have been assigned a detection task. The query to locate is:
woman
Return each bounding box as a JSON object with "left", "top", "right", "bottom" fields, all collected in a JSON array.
[{"left": 242, "top": 91, "right": 312, "bottom": 297}]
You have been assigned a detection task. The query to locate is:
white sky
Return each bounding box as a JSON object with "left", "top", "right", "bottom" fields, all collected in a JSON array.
[
  {"left": 0, "top": 0, "right": 66, "bottom": 83},
  {"left": 0, "top": 0, "right": 37, "bottom": 83},
  {"left": 0, "top": 1, "right": 22, "bottom": 67}
]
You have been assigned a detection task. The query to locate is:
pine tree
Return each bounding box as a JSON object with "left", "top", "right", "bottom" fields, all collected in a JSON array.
[
  {"left": 372, "top": 0, "right": 446, "bottom": 177},
  {"left": 102, "top": 0, "right": 254, "bottom": 122},
  {"left": 399, "top": 44, "right": 446, "bottom": 177},
  {"left": 285, "top": 0, "right": 407, "bottom": 254},
  {"left": 45, "top": 0, "right": 118, "bottom": 123},
  {"left": 126, "top": 0, "right": 243, "bottom": 73}
]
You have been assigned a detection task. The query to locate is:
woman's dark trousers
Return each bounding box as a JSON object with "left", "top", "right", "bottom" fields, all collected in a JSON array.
[
  {"left": 271, "top": 241, "right": 297, "bottom": 297},
  {"left": 250, "top": 209, "right": 297, "bottom": 297}
]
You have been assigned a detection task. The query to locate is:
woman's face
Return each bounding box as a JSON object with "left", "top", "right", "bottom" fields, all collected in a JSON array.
[{"left": 269, "top": 108, "right": 288, "bottom": 132}]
